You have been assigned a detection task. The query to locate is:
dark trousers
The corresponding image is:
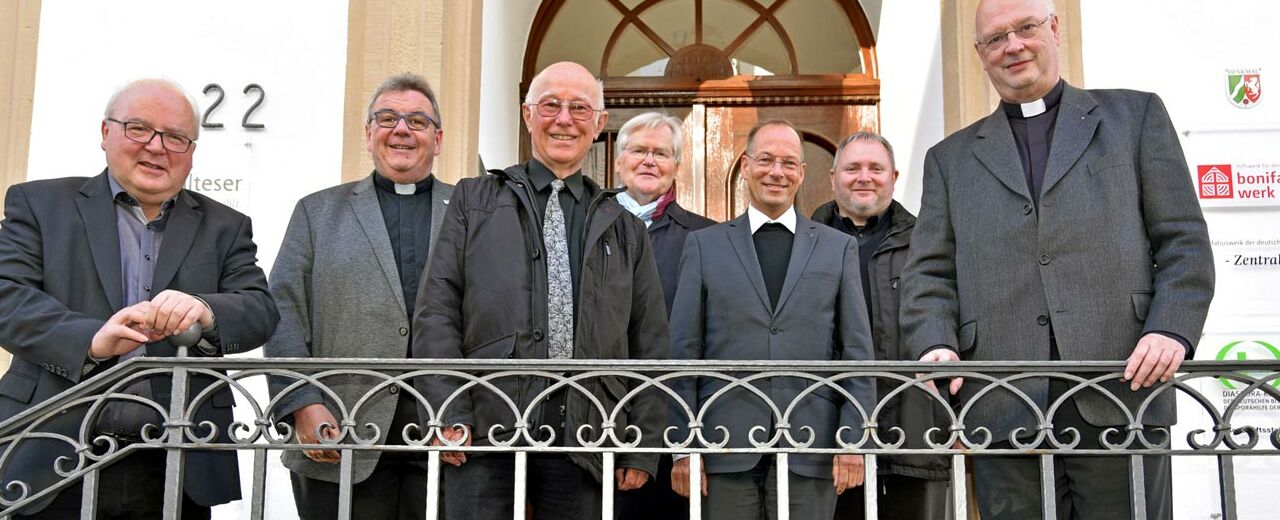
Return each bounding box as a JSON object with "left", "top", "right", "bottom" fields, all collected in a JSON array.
[
  {"left": 704, "top": 457, "right": 836, "bottom": 520},
  {"left": 290, "top": 454, "right": 429, "bottom": 520},
  {"left": 442, "top": 453, "right": 601, "bottom": 520},
  {"left": 832, "top": 474, "right": 947, "bottom": 520},
  {"left": 615, "top": 454, "right": 686, "bottom": 520},
  {"left": 16, "top": 449, "right": 210, "bottom": 520},
  {"left": 971, "top": 394, "right": 1172, "bottom": 520}
]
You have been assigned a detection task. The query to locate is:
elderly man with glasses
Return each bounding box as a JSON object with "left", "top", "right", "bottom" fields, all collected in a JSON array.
[
  {"left": 264, "top": 72, "right": 454, "bottom": 520},
  {"left": 0, "top": 78, "right": 278, "bottom": 518},
  {"left": 412, "top": 61, "right": 668, "bottom": 520},
  {"left": 901, "top": 0, "right": 1213, "bottom": 518}
]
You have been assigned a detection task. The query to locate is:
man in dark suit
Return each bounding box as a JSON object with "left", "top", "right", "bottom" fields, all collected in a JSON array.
[
  {"left": 0, "top": 79, "right": 278, "bottom": 518},
  {"left": 266, "top": 73, "right": 454, "bottom": 520},
  {"left": 901, "top": 0, "right": 1214, "bottom": 518},
  {"left": 611, "top": 111, "right": 715, "bottom": 520},
  {"left": 413, "top": 61, "right": 668, "bottom": 520},
  {"left": 669, "top": 120, "right": 876, "bottom": 519},
  {"left": 810, "top": 132, "right": 948, "bottom": 520}
]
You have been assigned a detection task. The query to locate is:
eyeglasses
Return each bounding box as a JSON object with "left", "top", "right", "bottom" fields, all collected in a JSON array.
[
  {"left": 976, "top": 15, "right": 1053, "bottom": 53},
  {"left": 747, "top": 154, "right": 802, "bottom": 172},
  {"left": 527, "top": 99, "right": 602, "bottom": 121},
  {"left": 105, "top": 118, "right": 195, "bottom": 153},
  {"left": 369, "top": 110, "right": 439, "bottom": 131},
  {"left": 624, "top": 146, "right": 675, "bottom": 163}
]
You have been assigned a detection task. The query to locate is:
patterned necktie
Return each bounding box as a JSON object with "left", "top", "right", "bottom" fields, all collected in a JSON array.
[{"left": 544, "top": 179, "right": 574, "bottom": 360}]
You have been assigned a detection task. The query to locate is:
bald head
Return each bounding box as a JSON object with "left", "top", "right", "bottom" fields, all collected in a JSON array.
[
  {"left": 105, "top": 79, "right": 200, "bottom": 139},
  {"left": 525, "top": 61, "right": 604, "bottom": 108}
]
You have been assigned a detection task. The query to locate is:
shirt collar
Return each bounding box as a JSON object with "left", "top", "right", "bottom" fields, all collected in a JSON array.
[
  {"left": 528, "top": 159, "right": 585, "bottom": 201},
  {"left": 1000, "top": 78, "right": 1065, "bottom": 119},
  {"left": 748, "top": 205, "right": 797, "bottom": 234},
  {"left": 107, "top": 172, "right": 177, "bottom": 221},
  {"left": 372, "top": 170, "right": 434, "bottom": 195}
]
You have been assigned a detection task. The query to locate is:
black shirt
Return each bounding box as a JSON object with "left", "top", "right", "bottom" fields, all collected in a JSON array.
[
  {"left": 371, "top": 170, "right": 433, "bottom": 320},
  {"left": 824, "top": 205, "right": 893, "bottom": 324},
  {"left": 1001, "top": 79, "right": 1065, "bottom": 209},
  {"left": 527, "top": 160, "right": 588, "bottom": 302}
]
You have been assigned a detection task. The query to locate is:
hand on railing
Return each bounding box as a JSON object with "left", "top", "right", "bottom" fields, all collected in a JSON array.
[
  {"left": 436, "top": 424, "right": 472, "bottom": 467},
  {"left": 832, "top": 454, "right": 864, "bottom": 494},
  {"left": 670, "top": 457, "right": 706, "bottom": 497},
  {"left": 917, "top": 348, "right": 963, "bottom": 395},
  {"left": 1124, "top": 333, "right": 1187, "bottom": 391},
  {"left": 89, "top": 303, "right": 168, "bottom": 359},
  {"left": 293, "top": 403, "right": 340, "bottom": 464},
  {"left": 145, "top": 289, "right": 213, "bottom": 336},
  {"left": 615, "top": 468, "right": 649, "bottom": 491}
]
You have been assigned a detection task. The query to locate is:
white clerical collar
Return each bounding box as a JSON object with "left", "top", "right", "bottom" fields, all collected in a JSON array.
[
  {"left": 1019, "top": 98, "right": 1047, "bottom": 118},
  {"left": 748, "top": 205, "right": 797, "bottom": 234},
  {"left": 394, "top": 183, "right": 417, "bottom": 195}
]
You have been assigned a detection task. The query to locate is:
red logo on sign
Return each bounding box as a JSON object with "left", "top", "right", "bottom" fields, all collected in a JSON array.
[{"left": 1198, "top": 165, "right": 1233, "bottom": 199}]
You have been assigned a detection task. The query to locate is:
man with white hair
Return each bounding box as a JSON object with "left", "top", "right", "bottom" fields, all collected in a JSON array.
[
  {"left": 902, "top": 0, "right": 1213, "bottom": 517},
  {"left": 413, "top": 61, "right": 668, "bottom": 519},
  {"left": 0, "top": 78, "right": 277, "bottom": 518}
]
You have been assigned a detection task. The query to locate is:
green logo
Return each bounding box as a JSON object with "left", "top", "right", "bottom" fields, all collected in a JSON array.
[{"left": 1214, "top": 340, "right": 1280, "bottom": 389}]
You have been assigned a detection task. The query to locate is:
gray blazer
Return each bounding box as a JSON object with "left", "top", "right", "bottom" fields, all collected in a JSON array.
[
  {"left": 265, "top": 174, "right": 453, "bottom": 483},
  {"left": 901, "top": 84, "right": 1214, "bottom": 440},
  {"left": 670, "top": 212, "right": 876, "bottom": 479}
]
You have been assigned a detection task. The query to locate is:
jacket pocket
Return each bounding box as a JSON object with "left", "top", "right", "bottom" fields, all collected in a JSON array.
[
  {"left": 0, "top": 370, "right": 37, "bottom": 404},
  {"left": 1131, "top": 291, "right": 1153, "bottom": 322},
  {"left": 462, "top": 331, "right": 518, "bottom": 358},
  {"left": 958, "top": 320, "right": 978, "bottom": 353}
]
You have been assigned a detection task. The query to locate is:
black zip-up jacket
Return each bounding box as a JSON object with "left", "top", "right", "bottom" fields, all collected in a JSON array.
[
  {"left": 412, "top": 163, "right": 669, "bottom": 479},
  {"left": 812, "top": 200, "right": 950, "bottom": 480}
]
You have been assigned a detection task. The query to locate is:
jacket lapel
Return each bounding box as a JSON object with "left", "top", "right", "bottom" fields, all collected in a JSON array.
[
  {"left": 429, "top": 180, "right": 449, "bottom": 244},
  {"left": 351, "top": 177, "right": 407, "bottom": 316},
  {"left": 726, "top": 213, "right": 771, "bottom": 312},
  {"left": 76, "top": 173, "right": 124, "bottom": 310},
  {"left": 972, "top": 110, "right": 1034, "bottom": 203},
  {"left": 772, "top": 218, "right": 818, "bottom": 316},
  {"left": 151, "top": 190, "right": 203, "bottom": 293},
  {"left": 1041, "top": 85, "right": 1100, "bottom": 196}
]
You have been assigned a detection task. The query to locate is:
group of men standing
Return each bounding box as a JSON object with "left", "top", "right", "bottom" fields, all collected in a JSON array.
[{"left": 0, "top": 0, "right": 1213, "bottom": 519}]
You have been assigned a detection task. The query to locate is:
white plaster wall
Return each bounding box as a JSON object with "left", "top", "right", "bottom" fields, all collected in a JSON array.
[
  {"left": 478, "top": 0, "right": 540, "bottom": 170},
  {"left": 27, "top": 2, "right": 350, "bottom": 518}
]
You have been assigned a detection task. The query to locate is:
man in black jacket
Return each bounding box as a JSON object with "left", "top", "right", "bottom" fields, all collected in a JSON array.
[
  {"left": 412, "top": 61, "right": 669, "bottom": 520},
  {"left": 811, "top": 132, "right": 949, "bottom": 520}
]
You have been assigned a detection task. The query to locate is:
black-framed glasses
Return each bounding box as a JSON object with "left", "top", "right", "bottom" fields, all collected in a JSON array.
[
  {"left": 369, "top": 110, "right": 439, "bottom": 131},
  {"left": 105, "top": 118, "right": 195, "bottom": 153},
  {"left": 747, "top": 154, "right": 802, "bottom": 172},
  {"left": 527, "top": 99, "right": 602, "bottom": 121},
  {"left": 976, "top": 15, "right": 1053, "bottom": 53}
]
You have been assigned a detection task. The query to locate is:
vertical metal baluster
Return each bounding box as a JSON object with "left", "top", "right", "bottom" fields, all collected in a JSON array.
[
  {"left": 80, "top": 467, "right": 99, "bottom": 519},
  {"left": 863, "top": 453, "right": 878, "bottom": 519},
  {"left": 427, "top": 451, "right": 441, "bottom": 520},
  {"left": 601, "top": 452, "right": 615, "bottom": 520},
  {"left": 1130, "top": 454, "right": 1147, "bottom": 520},
  {"left": 776, "top": 453, "right": 790, "bottom": 520},
  {"left": 337, "top": 448, "right": 354, "bottom": 520},
  {"left": 1218, "top": 453, "right": 1237, "bottom": 520},
  {"left": 951, "top": 454, "right": 968, "bottom": 520},
  {"left": 163, "top": 347, "right": 190, "bottom": 520},
  {"left": 689, "top": 454, "right": 702, "bottom": 519},
  {"left": 513, "top": 451, "right": 528, "bottom": 520},
  {"left": 250, "top": 448, "right": 267, "bottom": 520},
  {"left": 1040, "top": 454, "right": 1057, "bottom": 519}
]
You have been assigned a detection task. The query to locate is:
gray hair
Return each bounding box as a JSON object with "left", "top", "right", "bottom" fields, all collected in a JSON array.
[
  {"left": 615, "top": 112, "right": 683, "bottom": 165},
  {"left": 745, "top": 119, "right": 804, "bottom": 161},
  {"left": 104, "top": 78, "right": 201, "bottom": 139},
  {"left": 831, "top": 131, "right": 897, "bottom": 172},
  {"left": 367, "top": 72, "right": 442, "bottom": 128}
]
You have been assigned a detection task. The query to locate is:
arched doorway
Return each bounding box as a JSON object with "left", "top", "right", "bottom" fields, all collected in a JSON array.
[{"left": 522, "top": 0, "right": 879, "bottom": 221}]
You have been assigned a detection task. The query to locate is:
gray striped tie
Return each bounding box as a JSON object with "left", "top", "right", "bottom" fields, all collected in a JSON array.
[{"left": 544, "top": 179, "right": 574, "bottom": 360}]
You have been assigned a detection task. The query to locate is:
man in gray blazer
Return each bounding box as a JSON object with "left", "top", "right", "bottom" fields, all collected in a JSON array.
[
  {"left": 669, "top": 120, "right": 876, "bottom": 519},
  {"left": 901, "top": 0, "right": 1214, "bottom": 518},
  {"left": 266, "top": 73, "right": 454, "bottom": 520}
]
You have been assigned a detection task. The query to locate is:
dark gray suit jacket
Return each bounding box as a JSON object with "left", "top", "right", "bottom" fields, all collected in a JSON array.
[
  {"left": 670, "top": 211, "right": 876, "bottom": 479},
  {"left": 901, "top": 84, "right": 1214, "bottom": 440},
  {"left": 0, "top": 172, "right": 277, "bottom": 512},
  {"left": 265, "top": 174, "right": 452, "bottom": 483}
]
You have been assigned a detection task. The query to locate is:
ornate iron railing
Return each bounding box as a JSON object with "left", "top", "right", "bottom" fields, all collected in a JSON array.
[{"left": 1, "top": 350, "right": 1277, "bottom": 520}]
